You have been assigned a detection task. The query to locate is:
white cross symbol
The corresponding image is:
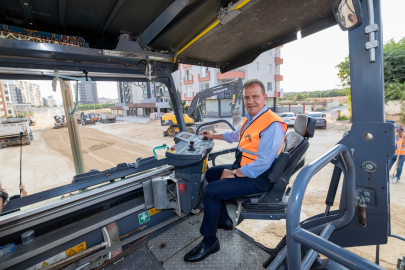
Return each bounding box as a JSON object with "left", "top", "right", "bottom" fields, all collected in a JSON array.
[{"left": 140, "top": 213, "right": 147, "bottom": 221}]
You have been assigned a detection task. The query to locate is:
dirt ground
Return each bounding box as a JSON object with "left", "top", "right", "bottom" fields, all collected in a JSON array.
[{"left": 0, "top": 108, "right": 404, "bottom": 269}]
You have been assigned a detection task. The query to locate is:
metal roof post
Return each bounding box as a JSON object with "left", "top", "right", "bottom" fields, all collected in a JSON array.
[{"left": 60, "top": 80, "right": 85, "bottom": 175}]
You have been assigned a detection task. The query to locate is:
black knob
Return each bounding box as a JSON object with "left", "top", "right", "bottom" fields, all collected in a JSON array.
[{"left": 190, "top": 141, "right": 194, "bottom": 146}]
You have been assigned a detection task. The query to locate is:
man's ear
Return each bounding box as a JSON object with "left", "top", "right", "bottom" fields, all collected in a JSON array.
[{"left": 264, "top": 94, "right": 267, "bottom": 100}]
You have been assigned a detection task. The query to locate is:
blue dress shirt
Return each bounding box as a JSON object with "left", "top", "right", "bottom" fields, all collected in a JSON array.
[{"left": 223, "top": 105, "right": 286, "bottom": 178}]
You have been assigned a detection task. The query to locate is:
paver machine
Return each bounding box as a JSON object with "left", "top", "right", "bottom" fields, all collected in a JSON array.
[
  {"left": 53, "top": 115, "right": 67, "bottom": 129},
  {"left": 161, "top": 78, "right": 243, "bottom": 136},
  {"left": 0, "top": 0, "right": 403, "bottom": 269}
]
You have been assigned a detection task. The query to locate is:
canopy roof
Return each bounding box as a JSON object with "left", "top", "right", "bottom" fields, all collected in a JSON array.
[{"left": 0, "top": 0, "right": 337, "bottom": 73}]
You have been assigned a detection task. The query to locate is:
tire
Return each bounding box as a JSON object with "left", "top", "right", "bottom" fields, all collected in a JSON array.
[
  {"left": 187, "top": 127, "right": 196, "bottom": 134},
  {"left": 30, "top": 132, "right": 33, "bottom": 141},
  {"left": 167, "top": 127, "right": 175, "bottom": 137}
]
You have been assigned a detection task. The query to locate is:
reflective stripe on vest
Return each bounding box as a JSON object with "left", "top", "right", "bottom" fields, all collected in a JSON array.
[
  {"left": 238, "top": 109, "right": 287, "bottom": 167},
  {"left": 395, "top": 139, "right": 405, "bottom": 155}
]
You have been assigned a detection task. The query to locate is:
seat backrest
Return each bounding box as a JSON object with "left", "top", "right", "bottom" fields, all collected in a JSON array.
[{"left": 283, "top": 115, "right": 316, "bottom": 178}]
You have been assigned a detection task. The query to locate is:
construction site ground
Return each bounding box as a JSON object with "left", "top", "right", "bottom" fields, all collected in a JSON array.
[{"left": 0, "top": 107, "right": 404, "bottom": 269}]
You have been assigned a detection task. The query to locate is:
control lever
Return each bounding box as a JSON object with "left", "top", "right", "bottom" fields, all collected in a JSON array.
[{"left": 188, "top": 141, "right": 195, "bottom": 151}]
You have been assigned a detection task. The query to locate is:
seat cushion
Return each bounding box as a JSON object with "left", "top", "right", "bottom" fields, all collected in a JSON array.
[{"left": 284, "top": 132, "right": 304, "bottom": 153}]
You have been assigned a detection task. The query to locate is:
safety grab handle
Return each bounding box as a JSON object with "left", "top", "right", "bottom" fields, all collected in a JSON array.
[
  {"left": 285, "top": 144, "right": 384, "bottom": 270},
  {"left": 196, "top": 119, "right": 235, "bottom": 135}
]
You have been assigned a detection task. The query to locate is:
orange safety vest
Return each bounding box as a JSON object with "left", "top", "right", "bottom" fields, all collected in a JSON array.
[
  {"left": 237, "top": 109, "right": 287, "bottom": 167},
  {"left": 395, "top": 138, "right": 405, "bottom": 155}
]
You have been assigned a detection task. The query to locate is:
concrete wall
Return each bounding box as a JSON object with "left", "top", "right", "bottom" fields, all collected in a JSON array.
[
  {"left": 385, "top": 101, "right": 402, "bottom": 114},
  {"left": 275, "top": 106, "right": 303, "bottom": 114},
  {"left": 326, "top": 102, "right": 340, "bottom": 108}
]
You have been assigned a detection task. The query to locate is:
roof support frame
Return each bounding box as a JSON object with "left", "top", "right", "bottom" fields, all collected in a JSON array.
[
  {"left": 57, "top": 0, "right": 66, "bottom": 34},
  {"left": 96, "top": 0, "right": 127, "bottom": 37},
  {"left": 138, "top": 0, "right": 189, "bottom": 48},
  {"left": 19, "top": 0, "right": 36, "bottom": 29}
]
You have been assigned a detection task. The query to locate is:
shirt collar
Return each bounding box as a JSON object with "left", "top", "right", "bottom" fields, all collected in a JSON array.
[{"left": 246, "top": 105, "right": 268, "bottom": 122}]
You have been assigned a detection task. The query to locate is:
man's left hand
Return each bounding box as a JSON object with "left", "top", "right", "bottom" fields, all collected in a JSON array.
[{"left": 220, "top": 169, "right": 235, "bottom": 179}]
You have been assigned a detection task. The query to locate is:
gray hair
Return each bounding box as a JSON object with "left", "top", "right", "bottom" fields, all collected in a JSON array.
[{"left": 243, "top": 79, "right": 265, "bottom": 95}]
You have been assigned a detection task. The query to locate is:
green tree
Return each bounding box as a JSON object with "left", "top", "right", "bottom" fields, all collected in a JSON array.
[
  {"left": 336, "top": 38, "right": 405, "bottom": 122},
  {"left": 168, "top": 89, "right": 186, "bottom": 110},
  {"left": 294, "top": 93, "right": 307, "bottom": 101}
]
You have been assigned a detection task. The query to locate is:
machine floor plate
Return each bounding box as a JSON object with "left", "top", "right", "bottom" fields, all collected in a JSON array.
[{"left": 146, "top": 208, "right": 268, "bottom": 270}]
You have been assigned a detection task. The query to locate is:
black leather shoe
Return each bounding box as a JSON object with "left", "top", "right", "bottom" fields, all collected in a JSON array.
[
  {"left": 184, "top": 240, "right": 220, "bottom": 262},
  {"left": 217, "top": 219, "right": 234, "bottom": 230}
]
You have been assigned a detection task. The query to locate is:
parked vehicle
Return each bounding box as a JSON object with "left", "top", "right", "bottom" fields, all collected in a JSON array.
[
  {"left": 81, "top": 113, "right": 96, "bottom": 126},
  {"left": 75, "top": 113, "right": 82, "bottom": 124},
  {"left": 90, "top": 113, "right": 100, "bottom": 122},
  {"left": 307, "top": 112, "right": 327, "bottom": 129},
  {"left": 28, "top": 116, "right": 36, "bottom": 126},
  {"left": 53, "top": 115, "right": 67, "bottom": 129},
  {"left": 0, "top": 118, "right": 32, "bottom": 148},
  {"left": 100, "top": 113, "right": 116, "bottom": 123},
  {"left": 279, "top": 112, "right": 296, "bottom": 127}
]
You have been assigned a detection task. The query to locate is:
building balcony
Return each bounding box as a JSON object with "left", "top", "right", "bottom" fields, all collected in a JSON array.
[
  {"left": 267, "top": 88, "right": 283, "bottom": 98},
  {"left": 183, "top": 64, "right": 192, "bottom": 68},
  {"left": 275, "top": 74, "right": 283, "bottom": 81},
  {"left": 184, "top": 75, "right": 193, "bottom": 85},
  {"left": 142, "top": 94, "right": 148, "bottom": 99},
  {"left": 198, "top": 71, "right": 210, "bottom": 82},
  {"left": 275, "top": 57, "right": 283, "bottom": 64},
  {"left": 217, "top": 70, "right": 245, "bottom": 80},
  {"left": 164, "top": 91, "right": 170, "bottom": 97},
  {"left": 156, "top": 92, "right": 164, "bottom": 97}
]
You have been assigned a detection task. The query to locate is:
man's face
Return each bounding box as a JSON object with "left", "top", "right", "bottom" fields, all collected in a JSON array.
[
  {"left": 398, "top": 130, "right": 404, "bottom": 137},
  {"left": 243, "top": 83, "right": 267, "bottom": 116}
]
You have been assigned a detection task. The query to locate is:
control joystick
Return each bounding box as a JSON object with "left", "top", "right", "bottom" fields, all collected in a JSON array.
[{"left": 188, "top": 141, "right": 195, "bottom": 151}]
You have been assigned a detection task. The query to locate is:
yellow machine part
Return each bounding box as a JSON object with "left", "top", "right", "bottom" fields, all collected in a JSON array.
[{"left": 161, "top": 112, "right": 194, "bottom": 125}]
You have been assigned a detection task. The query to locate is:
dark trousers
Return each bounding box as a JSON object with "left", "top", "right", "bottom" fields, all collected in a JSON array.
[
  {"left": 389, "top": 154, "right": 405, "bottom": 179},
  {"left": 200, "top": 164, "right": 266, "bottom": 238}
]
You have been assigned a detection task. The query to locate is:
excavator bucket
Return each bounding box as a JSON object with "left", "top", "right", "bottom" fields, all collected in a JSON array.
[{"left": 232, "top": 114, "right": 243, "bottom": 127}]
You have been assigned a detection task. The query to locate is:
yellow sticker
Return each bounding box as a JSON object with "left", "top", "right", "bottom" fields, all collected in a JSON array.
[
  {"left": 42, "top": 262, "right": 48, "bottom": 267},
  {"left": 202, "top": 158, "right": 207, "bottom": 173},
  {"left": 148, "top": 207, "right": 161, "bottom": 216},
  {"left": 66, "top": 242, "right": 87, "bottom": 258}
]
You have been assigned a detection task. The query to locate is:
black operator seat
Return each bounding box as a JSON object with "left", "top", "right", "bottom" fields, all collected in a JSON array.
[{"left": 235, "top": 115, "right": 316, "bottom": 221}]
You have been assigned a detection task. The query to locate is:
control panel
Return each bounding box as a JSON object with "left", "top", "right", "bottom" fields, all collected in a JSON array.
[{"left": 166, "top": 132, "right": 214, "bottom": 167}]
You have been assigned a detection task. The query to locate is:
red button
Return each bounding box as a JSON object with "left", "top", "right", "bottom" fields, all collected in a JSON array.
[{"left": 171, "top": 147, "right": 175, "bottom": 151}]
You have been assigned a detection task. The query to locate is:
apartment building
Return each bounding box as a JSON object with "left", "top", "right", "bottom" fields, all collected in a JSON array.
[
  {"left": 15, "top": 80, "right": 42, "bottom": 106},
  {"left": 77, "top": 82, "right": 98, "bottom": 105},
  {"left": 0, "top": 80, "right": 15, "bottom": 117},
  {"left": 172, "top": 47, "right": 283, "bottom": 118}
]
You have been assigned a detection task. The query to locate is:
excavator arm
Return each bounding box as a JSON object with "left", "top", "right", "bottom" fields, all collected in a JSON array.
[{"left": 187, "top": 78, "right": 243, "bottom": 119}]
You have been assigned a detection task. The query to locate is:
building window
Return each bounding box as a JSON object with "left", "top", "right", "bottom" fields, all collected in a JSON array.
[
  {"left": 200, "top": 83, "right": 209, "bottom": 91},
  {"left": 200, "top": 67, "right": 208, "bottom": 78},
  {"left": 8, "top": 110, "right": 12, "bottom": 114},
  {"left": 267, "top": 64, "right": 272, "bottom": 73},
  {"left": 267, "top": 82, "right": 272, "bottom": 91},
  {"left": 254, "top": 62, "right": 259, "bottom": 70},
  {"left": 185, "top": 69, "right": 192, "bottom": 81},
  {"left": 186, "top": 86, "right": 193, "bottom": 97}
]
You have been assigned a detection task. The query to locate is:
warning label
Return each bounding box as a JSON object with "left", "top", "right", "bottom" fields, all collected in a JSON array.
[
  {"left": 148, "top": 207, "right": 161, "bottom": 216},
  {"left": 65, "top": 242, "right": 87, "bottom": 258},
  {"left": 42, "top": 262, "right": 48, "bottom": 267}
]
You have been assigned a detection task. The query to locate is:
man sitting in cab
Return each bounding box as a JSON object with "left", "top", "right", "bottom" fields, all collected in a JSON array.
[{"left": 184, "top": 79, "right": 287, "bottom": 262}]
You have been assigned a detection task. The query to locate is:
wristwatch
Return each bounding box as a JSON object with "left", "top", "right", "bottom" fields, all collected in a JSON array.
[
  {"left": 0, "top": 190, "right": 9, "bottom": 207},
  {"left": 232, "top": 169, "right": 238, "bottom": 178}
]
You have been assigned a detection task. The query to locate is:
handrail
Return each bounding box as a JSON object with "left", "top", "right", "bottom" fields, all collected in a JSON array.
[
  {"left": 196, "top": 119, "right": 235, "bottom": 135},
  {"left": 285, "top": 144, "right": 384, "bottom": 270}
]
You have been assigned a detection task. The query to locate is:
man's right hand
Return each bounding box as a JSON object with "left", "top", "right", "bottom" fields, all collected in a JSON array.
[{"left": 202, "top": 131, "right": 214, "bottom": 139}]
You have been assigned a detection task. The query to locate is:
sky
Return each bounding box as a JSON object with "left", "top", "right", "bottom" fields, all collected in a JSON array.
[
  {"left": 21, "top": 1, "right": 405, "bottom": 100},
  {"left": 281, "top": 0, "right": 405, "bottom": 92}
]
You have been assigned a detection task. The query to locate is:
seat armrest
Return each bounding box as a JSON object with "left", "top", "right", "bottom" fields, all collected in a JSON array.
[{"left": 268, "top": 152, "right": 290, "bottom": 183}]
